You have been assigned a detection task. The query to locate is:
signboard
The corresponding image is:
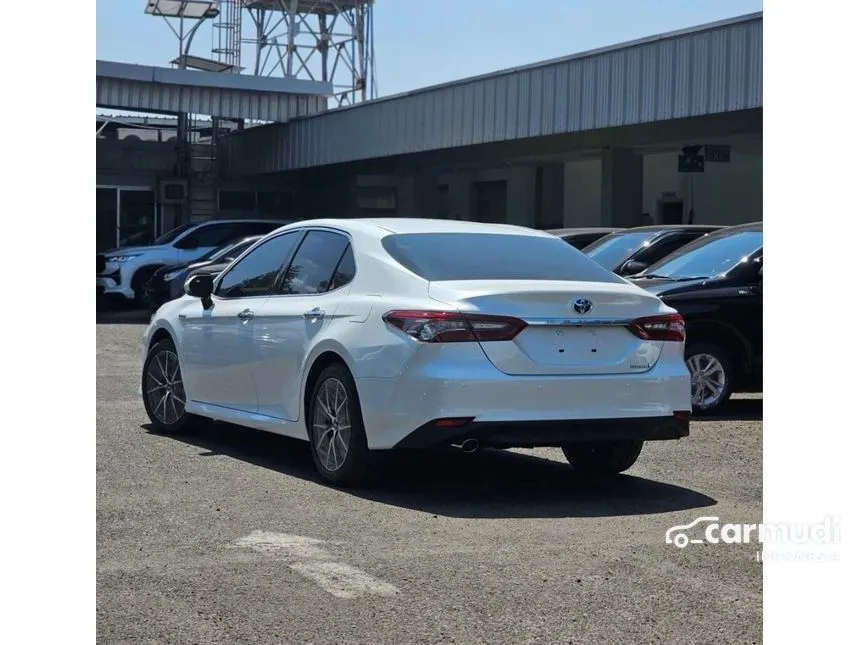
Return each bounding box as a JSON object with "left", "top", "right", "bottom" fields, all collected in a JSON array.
[
  {"left": 704, "top": 144, "right": 732, "bottom": 163},
  {"left": 678, "top": 154, "right": 705, "bottom": 173}
]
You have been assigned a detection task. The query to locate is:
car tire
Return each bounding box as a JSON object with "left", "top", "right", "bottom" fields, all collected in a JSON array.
[
  {"left": 141, "top": 338, "right": 200, "bottom": 435},
  {"left": 306, "top": 363, "right": 378, "bottom": 488},
  {"left": 562, "top": 440, "right": 644, "bottom": 475},
  {"left": 685, "top": 342, "right": 735, "bottom": 414}
]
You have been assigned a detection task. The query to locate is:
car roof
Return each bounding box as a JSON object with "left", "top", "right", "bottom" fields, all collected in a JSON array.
[
  {"left": 275, "top": 218, "right": 554, "bottom": 239},
  {"left": 697, "top": 221, "right": 762, "bottom": 239},
  {"left": 195, "top": 218, "right": 289, "bottom": 226},
  {"left": 546, "top": 227, "right": 623, "bottom": 236},
  {"left": 617, "top": 224, "right": 726, "bottom": 233}
]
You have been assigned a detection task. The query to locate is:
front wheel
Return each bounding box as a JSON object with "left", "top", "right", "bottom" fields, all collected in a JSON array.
[
  {"left": 307, "top": 363, "right": 377, "bottom": 487},
  {"left": 141, "top": 338, "right": 199, "bottom": 435},
  {"left": 685, "top": 342, "right": 734, "bottom": 414},
  {"left": 562, "top": 440, "right": 644, "bottom": 475}
]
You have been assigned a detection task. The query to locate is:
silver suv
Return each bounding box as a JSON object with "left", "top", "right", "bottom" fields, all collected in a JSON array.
[{"left": 97, "top": 219, "right": 289, "bottom": 304}]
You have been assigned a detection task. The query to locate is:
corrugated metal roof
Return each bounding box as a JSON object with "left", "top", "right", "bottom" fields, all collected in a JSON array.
[
  {"left": 96, "top": 60, "right": 331, "bottom": 121},
  {"left": 222, "top": 12, "right": 763, "bottom": 174},
  {"left": 97, "top": 60, "right": 332, "bottom": 95}
]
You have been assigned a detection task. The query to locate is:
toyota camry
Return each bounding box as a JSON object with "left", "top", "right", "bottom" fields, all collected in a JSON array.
[{"left": 140, "top": 219, "right": 691, "bottom": 487}]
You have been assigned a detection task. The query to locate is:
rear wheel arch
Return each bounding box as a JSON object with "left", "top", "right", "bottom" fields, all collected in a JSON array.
[
  {"left": 684, "top": 319, "right": 752, "bottom": 376},
  {"left": 303, "top": 351, "right": 352, "bottom": 436}
]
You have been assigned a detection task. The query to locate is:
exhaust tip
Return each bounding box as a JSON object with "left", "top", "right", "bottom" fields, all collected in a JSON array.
[{"left": 458, "top": 438, "right": 480, "bottom": 454}]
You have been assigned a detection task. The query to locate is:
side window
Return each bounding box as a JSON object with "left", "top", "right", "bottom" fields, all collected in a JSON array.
[
  {"left": 329, "top": 245, "right": 356, "bottom": 291},
  {"left": 638, "top": 234, "right": 698, "bottom": 265},
  {"left": 192, "top": 224, "right": 242, "bottom": 248},
  {"left": 215, "top": 231, "right": 301, "bottom": 298},
  {"left": 280, "top": 231, "right": 350, "bottom": 295}
]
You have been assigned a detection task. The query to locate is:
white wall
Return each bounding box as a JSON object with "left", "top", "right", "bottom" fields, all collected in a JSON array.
[
  {"left": 562, "top": 159, "right": 601, "bottom": 226},
  {"left": 642, "top": 150, "right": 762, "bottom": 226}
]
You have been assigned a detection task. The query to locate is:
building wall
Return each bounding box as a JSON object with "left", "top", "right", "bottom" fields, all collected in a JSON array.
[
  {"left": 642, "top": 150, "right": 762, "bottom": 226},
  {"left": 96, "top": 139, "right": 175, "bottom": 188},
  {"left": 562, "top": 159, "right": 602, "bottom": 227},
  {"left": 561, "top": 148, "right": 762, "bottom": 228}
]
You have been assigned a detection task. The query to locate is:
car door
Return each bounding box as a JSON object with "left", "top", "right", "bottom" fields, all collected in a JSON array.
[
  {"left": 178, "top": 230, "right": 303, "bottom": 413},
  {"left": 251, "top": 230, "right": 354, "bottom": 421},
  {"left": 737, "top": 255, "right": 763, "bottom": 370}
]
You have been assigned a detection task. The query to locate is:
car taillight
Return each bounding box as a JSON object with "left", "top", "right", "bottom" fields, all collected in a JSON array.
[
  {"left": 626, "top": 313, "right": 686, "bottom": 342},
  {"left": 382, "top": 310, "right": 526, "bottom": 343}
]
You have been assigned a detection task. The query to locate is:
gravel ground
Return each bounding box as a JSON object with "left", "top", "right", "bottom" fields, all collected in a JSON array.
[{"left": 97, "top": 319, "right": 762, "bottom": 645}]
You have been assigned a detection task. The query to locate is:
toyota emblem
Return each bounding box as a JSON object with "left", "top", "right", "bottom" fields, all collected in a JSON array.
[{"left": 572, "top": 298, "right": 593, "bottom": 314}]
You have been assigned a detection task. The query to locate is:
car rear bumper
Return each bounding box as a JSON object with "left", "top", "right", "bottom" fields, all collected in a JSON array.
[
  {"left": 394, "top": 415, "right": 690, "bottom": 449},
  {"left": 354, "top": 343, "right": 691, "bottom": 449}
]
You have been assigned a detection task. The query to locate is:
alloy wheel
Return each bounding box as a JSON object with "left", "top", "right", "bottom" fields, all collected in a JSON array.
[
  {"left": 312, "top": 377, "right": 352, "bottom": 472},
  {"left": 686, "top": 352, "right": 727, "bottom": 409},
  {"left": 145, "top": 350, "right": 186, "bottom": 425}
]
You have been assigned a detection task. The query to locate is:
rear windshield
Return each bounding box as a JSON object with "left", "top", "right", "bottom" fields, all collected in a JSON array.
[{"left": 381, "top": 232, "right": 625, "bottom": 283}]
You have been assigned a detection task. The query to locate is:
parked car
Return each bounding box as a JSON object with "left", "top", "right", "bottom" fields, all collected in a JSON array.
[
  {"left": 547, "top": 227, "right": 623, "bottom": 250},
  {"left": 141, "top": 219, "right": 691, "bottom": 487},
  {"left": 583, "top": 225, "right": 724, "bottom": 276},
  {"left": 97, "top": 219, "right": 288, "bottom": 306},
  {"left": 143, "top": 235, "right": 264, "bottom": 310},
  {"left": 629, "top": 222, "right": 763, "bottom": 414}
]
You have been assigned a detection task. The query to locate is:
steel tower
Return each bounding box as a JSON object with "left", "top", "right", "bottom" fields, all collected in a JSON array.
[{"left": 242, "top": 0, "right": 376, "bottom": 106}]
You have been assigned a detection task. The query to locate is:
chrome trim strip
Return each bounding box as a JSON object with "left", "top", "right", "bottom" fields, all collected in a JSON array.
[{"left": 521, "top": 318, "right": 633, "bottom": 327}]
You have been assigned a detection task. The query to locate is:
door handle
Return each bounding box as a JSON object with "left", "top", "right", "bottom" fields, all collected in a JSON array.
[
  {"left": 237, "top": 308, "right": 254, "bottom": 321},
  {"left": 303, "top": 307, "right": 325, "bottom": 320}
]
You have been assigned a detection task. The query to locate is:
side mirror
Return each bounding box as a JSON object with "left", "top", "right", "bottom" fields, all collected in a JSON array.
[
  {"left": 758, "top": 266, "right": 763, "bottom": 280},
  {"left": 185, "top": 273, "right": 214, "bottom": 307},
  {"left": 620, "top": 259, "right": 648, "bottom": 276}
]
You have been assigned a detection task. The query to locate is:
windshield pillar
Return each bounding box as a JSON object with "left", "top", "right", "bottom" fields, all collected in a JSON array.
[{"left": 600, "top": 147, "right": 643, "bottom": 228}]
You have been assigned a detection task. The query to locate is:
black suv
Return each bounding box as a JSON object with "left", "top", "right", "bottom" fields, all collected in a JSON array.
[{"left": 630, "top": 222, "right": 763, "bottom": 413}]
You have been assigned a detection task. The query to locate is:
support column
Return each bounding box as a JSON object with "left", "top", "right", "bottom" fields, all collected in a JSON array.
[
  {"left": 535, "top": 162, "right": 564, "bottom": 229},
  {"left": 446, "top": 172, "right": 472, "bottom": 221},
  {"left": 503, "top": 167, "right": 534, "bottom": 227},
  {"left": 411, "top": 169, "right": 439, "bottom": 218},
  {"left": 600, "top": 147, "right": 643, "bottom": 227}
]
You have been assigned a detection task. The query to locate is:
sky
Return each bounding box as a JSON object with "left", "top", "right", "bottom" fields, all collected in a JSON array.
[{"left": 97, "top": 0, "right": 763, "bottom": 98}]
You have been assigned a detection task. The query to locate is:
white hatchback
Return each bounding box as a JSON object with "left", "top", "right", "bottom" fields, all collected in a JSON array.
[{"left": 140, "top": 218, "right": 691, "bottom": 486}]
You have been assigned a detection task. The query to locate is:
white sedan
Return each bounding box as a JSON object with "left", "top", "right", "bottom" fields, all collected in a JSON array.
[{"left": 140, "top": 218, "right": 691, "bottom": 486}]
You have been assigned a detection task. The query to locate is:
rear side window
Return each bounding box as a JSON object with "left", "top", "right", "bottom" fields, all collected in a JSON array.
[
  {"left": 215, "top": 231, "right": 301, "bottom": 298},
  {"left": 281, "top": 230, "right": 351, "bottom": 295},
  {"left": 381, "top": 233, "right": 624, "bottom": 283},
  {"left": 329, "top": 245, "right": 356, "bottom": 291}
]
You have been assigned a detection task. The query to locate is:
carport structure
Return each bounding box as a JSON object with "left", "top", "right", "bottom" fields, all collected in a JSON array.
[{"left": 220, "top": 12, "right": 763, "bottom": 228}]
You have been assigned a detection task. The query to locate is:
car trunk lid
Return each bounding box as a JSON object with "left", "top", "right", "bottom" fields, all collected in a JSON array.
[{"left": 428, "top": 280, "right": 668, "bottom": 376}]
